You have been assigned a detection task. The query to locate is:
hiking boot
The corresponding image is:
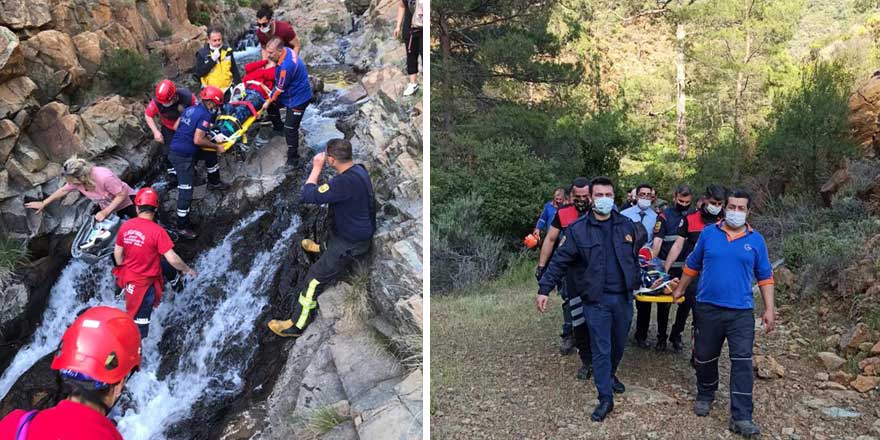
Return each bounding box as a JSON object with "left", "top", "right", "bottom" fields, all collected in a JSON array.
[
  {"left": 176, "top": 227, "right": 198, "bottom": 240},
  {"left": 670, "top": 337, "right": 683, "bottom": 352},
  {"left": 655, "top": 340, "right": 667, "bottom": 352},
  {"left": 635, "top": 338, "right": 651, "bottom": 349},
  {"left": 207, "top": 181, "right": 231, "bottom": 191},
  {"left": 590, "top": 400, "right": 613, "bottom": 422},
  {"left": 576, "top": 365, "right": 592, "bottom": 381},
  {"left": 693, "top": 400, "right": 712, "bottom": 417},
  {"left": 267, "top": 319, "right": 303, "bottom": 338},
  {"left": 612, "top": 376, "right": 625, "bottom": 394},
  {"left": 286, "top": 153, "right": 299, "bottom": 168},
  {"left": 729, "top": 419, "right": 761, "bottom": 438},
  {"left": 403, "top": 82, "right": 419, "bottom": 96},
  {"left": 301, "top": 239, "right": 321, "bottom": 253},
  {"left": 559, "top": 336, "right": 575, "bottom": 355}
]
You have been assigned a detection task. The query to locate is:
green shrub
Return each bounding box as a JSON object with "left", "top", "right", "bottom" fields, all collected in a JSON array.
[
  {"left": 307, "top": 406, "right": 347, "bottom": 436},
  {"left": 192, "top": 11, "right": 211, "bottom": 27},
  {"left": 100, "top": 48, "right": 162, "bottom": 97},
  {"left": 157, "top": 23, "right": 172, "bottom": 38},
  {"left": 0, "top": 235, "right": 27, "bottom": 288}
]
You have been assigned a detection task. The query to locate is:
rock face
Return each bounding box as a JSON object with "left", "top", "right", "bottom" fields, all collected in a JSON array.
[
  {"left": 850, "top": 75, "right": 880, "bottom": 158},
  {"left": 0, "top": 0, "right": 52, "bottom": 30},
  {"left": 0, "top": 76, "right": 38, "bottom": 119},
  {"left": 20, "top": 30, "right": 88, "bottom": 103},
  {"left": 0, "top": 26, "right": 24, "bottom": 83}
]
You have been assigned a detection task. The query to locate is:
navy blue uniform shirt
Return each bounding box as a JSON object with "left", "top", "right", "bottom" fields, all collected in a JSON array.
[
  {"left": 170, "top": 103, "right": 212, "bottom": 156},
  {"left": 302, "top": 165, "right": 375, "bottom": 242}
]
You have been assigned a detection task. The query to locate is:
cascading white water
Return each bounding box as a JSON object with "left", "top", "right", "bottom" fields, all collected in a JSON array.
[{"left": 302, "top": 88, "right": 350, "bottom": 153}]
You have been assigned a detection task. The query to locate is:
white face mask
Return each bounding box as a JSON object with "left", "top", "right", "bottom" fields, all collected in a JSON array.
[
  {"left": 259, "top": 24, "right": 271, "bottom": 33},
  {"left": 705, "top": 204, "right": 722, "bottom": 216},
  {"left": 725, "top": 210, "right": 747, "bottom": 228},
  {"left": 637, "top": 198, "right": 652, "bottom": 210},
  {"left": 593, "top": 197, "right": 614, "bottom": 215}
]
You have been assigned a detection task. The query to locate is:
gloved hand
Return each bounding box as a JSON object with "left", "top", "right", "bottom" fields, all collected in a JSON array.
[
  {"left": 212, "top": 132, "right": 229, "bottom": 143},
  {"left": 535, "top": 265, "right": 545, "bottom": 283}
]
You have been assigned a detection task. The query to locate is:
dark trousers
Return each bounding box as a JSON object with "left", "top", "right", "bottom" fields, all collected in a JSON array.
[
  {"left": 160, "top": 126, "right": 177, "bottom": 175},
  {"left": 133, "top": 259, "right": 178, "bottom": 338},
  {"left": 669, "top": 273, "right": 698, "bottom": 342},
  {"left": 288, "top": 233, "right": 371, "bottom": 332},
  {"left": 569, "top": 294, "right": 592, "bottom": 367},
  {"left": 406, "top": 27, "right": 422, "bottom": 75},
  {"left": 267, "top": 102, "right": 308, "bottom": 161},
  {"left": 693, "top": 302, "right": 755, "bottom": 422},
  {"left": 585, "top": 293, "right": 633, "bottom": 403},
  {"left": 168, "top": 150, "right": 221, "bottom": 227},
  {"left": 635, "top": 267, "right": 680, "bottom": 343},
  {"left": 559, "top": 280, "right": 573, "bottom": 338}
]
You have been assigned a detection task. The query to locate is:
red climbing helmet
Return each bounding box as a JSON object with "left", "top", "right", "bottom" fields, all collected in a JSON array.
[
  {"left": 155, "top": 79, "right": 177, "bottom": 105},
  {"left": 51, "top": 306, "right": 142, "bottom": 384},
  {"left": 134, "top": 187, "right": 159, "bottom": 208},
  {"left": 199, "top": 86, "right": 224, "bottom": 106},
  {"left": 523, "top": 232, "right": 539, "bottom": 249}
]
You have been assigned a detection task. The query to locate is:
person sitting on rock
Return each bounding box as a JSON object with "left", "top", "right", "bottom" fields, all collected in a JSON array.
[
  {"left": 261, "top": 36, "right": 313, "bottom": 167},
  {"left": 211, "top": 55, "right": 277, "bottom": 145},
  {"left": 0, "top": 306, "right": 141, "bottom": 439},
  {"left": 114, "top": 187, "right": 197, "bottom": 338},
  {"left": 255, "top": 4, "right": 301, "bottom": 56},
  {"left": 194, "top": 26, "right": 241, "bottom": 100},
  {"left": 167, "top": 86, "right": 232, "bottom": 240},
  {"left": 145, "top": 79, "right": 196, "bottom": 182},
  {"left": 394, "top": 0, "right": 423, "bottom": 96},
  {"left": 268, "top": 139, "right": 376, "bottom": 338}
]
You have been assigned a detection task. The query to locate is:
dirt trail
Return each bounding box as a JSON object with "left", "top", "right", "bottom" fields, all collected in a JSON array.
[{"left": 431, "top": 278, "right": 880, "bottom": 439}]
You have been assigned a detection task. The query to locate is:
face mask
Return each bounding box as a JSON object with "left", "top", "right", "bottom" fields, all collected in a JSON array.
[
  {"left": 593, "top": 197, "right": 614, "bottom": 215},
  {"left": 573, "top": 199, "right": 589, "bottom": 212},
  {"left": 637, "top": 198, "right": 652, "bottom": 210},
  {"left": 259, "top": 24, "right": 271, "bottom": 33},
  {"left": 675, "top": 202, "right": 689, "bottom": 212},
  {"left": 210, "top": 44, "right": 222, "bottom": 51},
  {"left": 705, "top": 204, "right": 722, "bottom": 216},
  {"left": 725, "top": 210, "right": 747, "bottom": 228}
]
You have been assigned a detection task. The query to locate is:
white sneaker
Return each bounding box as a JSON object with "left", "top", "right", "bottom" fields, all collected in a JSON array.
[{"left": 403, "top": 82, "right": 419, "bottom": 96}]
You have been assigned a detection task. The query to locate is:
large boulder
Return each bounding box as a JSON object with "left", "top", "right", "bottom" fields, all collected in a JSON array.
[
  {"left": 71, "top": 31, "right": 103, "bottom": 76},
  {"left": 0, "top": 26, "right": 23, "bottom": 83},
  {"left": 850, "top": 74, "right": 880, "bottom": 158},
  {"left": 27, "top": 102, "right": 85, "bottom": 163},
  {"left": 79, "top": 95, "right": 147, "bottom": 153},
  {"left": 0, "top": 76, "right": 38, "bottom": 119},
  {"left": 0, "top": 118, "right": 18, "bottom": 164},
  {"left": 149, "top": 24, "right": 205, "bottom": 79},
  {"left": 21, "top": 30, "right": 88, "bottom": 102},
  {"left": 0, "top": 0, "right": 52, "bottom": 30}
]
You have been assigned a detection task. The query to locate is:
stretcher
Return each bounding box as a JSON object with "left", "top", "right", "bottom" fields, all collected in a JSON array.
[
  {"left": 202, "top": 82, "right": 271, "bottom": 153},
  {"left": 634, "top": 293, "right": 685, "bottom": 304},
  {"left": 70, "top": 212, "right": 122, "bottom": 265}
]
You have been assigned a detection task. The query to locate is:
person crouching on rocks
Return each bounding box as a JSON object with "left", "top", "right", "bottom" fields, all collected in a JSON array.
[
  {"left": 268, "top": 139, "right": 376, "bottom": 337},
  {"left": 0, "top": 306, "right": 141, "bottom": 439},
  {"left": 114, "top": 187, "right": 197, "bottom": 338},
  {"left": 167, "top": 85, "right": 232, "bottom": 240}
]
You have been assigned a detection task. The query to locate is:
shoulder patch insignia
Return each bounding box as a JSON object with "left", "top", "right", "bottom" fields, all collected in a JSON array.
[
  {"left": 318, "top": 184, "right": 330, "bottom": 193},
  {"left": 624, "top": 234, "right": 633, "bottom": 243},
  {"left": 653, "top": 221, "right": 662, "bottom": 233}
]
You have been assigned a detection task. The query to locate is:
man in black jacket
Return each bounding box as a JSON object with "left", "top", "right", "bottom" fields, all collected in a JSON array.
[
  {"left": 537, "top": 176, "right": 651, "bottom": 422},
  {"left": 194, "top": 27, "right": 241, "bottom": 100}
]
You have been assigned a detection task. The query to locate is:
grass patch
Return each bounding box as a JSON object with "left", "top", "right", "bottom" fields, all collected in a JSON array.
[
  {"left": 100, "top": 48, "right": 162, "bottom": 97},
  {"left": 157, "top": 23, "right": 172, "bottom": 38},
  {"left": 342, "top": 262, "right": 372, "bottom": 323},
  {"left": 306, "top": 406, "right": 347, "bottom": 437},
  {"left": 392, "top": 327, "right": 423, "bottom": 372},
  {"left": 0, "top": 235, "right": 27, "bottom": 288}
]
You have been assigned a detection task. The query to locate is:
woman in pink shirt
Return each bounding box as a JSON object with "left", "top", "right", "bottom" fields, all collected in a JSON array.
[{"left": 25, "top": 157, "right": 138, "bottom": 220}]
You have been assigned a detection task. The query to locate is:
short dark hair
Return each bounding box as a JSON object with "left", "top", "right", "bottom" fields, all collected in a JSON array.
[
  {"left": 571, "top": 177, "right": 589, "bottom": 190},
  {"left": 257, "top": 4, "right": 274, "bottom": 20},
  {"left": 636, "top": 183, "right": 653, "bottom": 194},
  {"left": 726, "top": 188, "right": 753, "bottom": 209},
  {"left": 206, "top": 26, "right": 223, "bottom": 38},
  {"left": 137, "top": 205, "right": 157, "bottom": 215},
  {"left": 675, "top": 184, "right": 692, "bottom": 196},
  {"left": 326, "top": 138, "right": 353, "bottom": 162},
  {"left": 590, "top": 176, "right": 614, "bottom": 194},
  {"left": 705, "top": 184, "right": 727, "bottom": 202},
  {"left": 61, "top": 376, "right": 118, "bottom": 411}
]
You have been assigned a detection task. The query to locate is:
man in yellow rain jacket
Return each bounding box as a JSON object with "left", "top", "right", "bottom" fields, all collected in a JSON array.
[{"left": 194, "top": 27, "right": 241, "bottom": 100}]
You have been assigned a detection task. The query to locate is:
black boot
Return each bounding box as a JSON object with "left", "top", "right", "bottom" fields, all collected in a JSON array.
[
  {"left": 591, "top": 400, "right": 614, "bottom": 422},
  {"left": 559, "top": 336, "right": 575, "bottom": 355},
  {"left": 286, "top": 148, "right": 299, "bottom": 167}
]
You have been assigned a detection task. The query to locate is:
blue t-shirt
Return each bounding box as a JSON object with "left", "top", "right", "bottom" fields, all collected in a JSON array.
[
  {"left": 169, "top": 103, "right": 213, "bottom": 156},
  {"left": 271, "top": 47, "right": 312, "bottom": 108},
  {"left": 301, "top": 165, "right": 375, "bottom": 242},
  {"left": 598, "top": 219, "right": 627, "bottom": 294},
  {"left": 536, "top": 201, "right": 558, "bottom": 232},
  {"left": 684, "top": 223, "right": 774, "bottom": 309}
]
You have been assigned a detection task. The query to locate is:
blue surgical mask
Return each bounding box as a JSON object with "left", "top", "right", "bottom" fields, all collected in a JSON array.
[
  {"left": 593, "top": 197, "right": 614, "bottom": 215},
  {"left": 725, "top": 210, "right": 747, "bottom": 228}
]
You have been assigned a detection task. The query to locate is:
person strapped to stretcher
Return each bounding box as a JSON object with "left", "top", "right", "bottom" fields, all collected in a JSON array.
[{"left": 208, "top": 57, "right": 277, "bottom": 148}]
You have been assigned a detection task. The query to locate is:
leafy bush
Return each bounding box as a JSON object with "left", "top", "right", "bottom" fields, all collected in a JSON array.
[
  {"left": 431, "top": 194, "right": 507, "bottom": 294},
  {"left": 192, "top": 11, "right": 211, "bottom": 27},
  {"left": 100, "top": 48, "right": 162, "bottom": 97}
]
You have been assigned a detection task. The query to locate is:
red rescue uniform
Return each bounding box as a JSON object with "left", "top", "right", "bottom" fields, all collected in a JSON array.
[
  {"left": 0, "top": 400, "right": 123, "bottom": 440},
  {"left": 112, "top": 217, "right": 174, "bottom": 316}
]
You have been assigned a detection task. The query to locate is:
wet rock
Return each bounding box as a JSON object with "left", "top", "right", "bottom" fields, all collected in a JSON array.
[
  {"left": 817, "top": 352, "right": 846, "bottom": 371},
  {"left": 852, "top": 375, "right": 879, "bottom": 393},
  {"left": 0, "top": 282, "right": 28, "bottom": 327},
  {"left": 0, "top": 0, "right": 52, "bottom": 30},
  {"left": 21, "top": 30, "right": 88, "bottom": 102},
  {"left": 0, "top": 118, "right": 18, "bottom": 164},
  {"left": 840, "top": 323, "right": 873, "bottom": 352},
  {"left": 0, "top": 76, "right": 38, "bottom": 119},
  {"left": 0, "top": 26, "right": 23, "bottom": 83},
  {"left": 755, "top": 355, "right": 785, "bottom": 379}
]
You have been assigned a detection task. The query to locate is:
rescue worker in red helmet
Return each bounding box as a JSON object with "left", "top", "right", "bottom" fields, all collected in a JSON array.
[
  {"left": 167, "top": 86, "right": 231, "bottom": 240},
  {"left": 0, "top": 306, "right": 141, "bottom": 439},
  {"left": 113, "top": 187, "right": 197, "bottom": 338},
  {"left": 145, "top": 79, "right": 196, "bottom": 183}
]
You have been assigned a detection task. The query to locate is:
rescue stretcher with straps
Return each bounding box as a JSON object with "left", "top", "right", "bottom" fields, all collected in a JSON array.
[{"left": 201, "top": 81, "right": 271, "bottom": 152}]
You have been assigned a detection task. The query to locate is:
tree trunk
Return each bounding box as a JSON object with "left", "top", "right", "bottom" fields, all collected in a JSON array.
[{"left": 675, "top": 14, "right": 687, "bottom": 158}]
